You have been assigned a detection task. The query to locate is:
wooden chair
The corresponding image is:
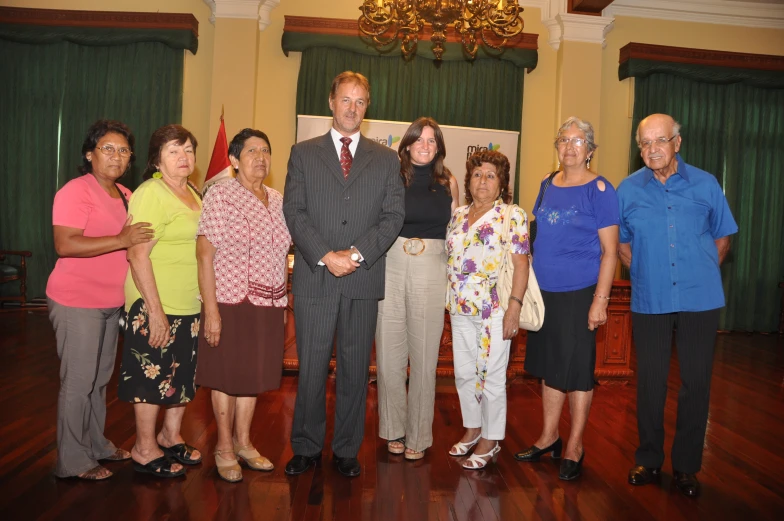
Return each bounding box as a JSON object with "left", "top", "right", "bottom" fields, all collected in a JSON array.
[{"left": 0, "top": 250, "right": 31, "bottom": 307}]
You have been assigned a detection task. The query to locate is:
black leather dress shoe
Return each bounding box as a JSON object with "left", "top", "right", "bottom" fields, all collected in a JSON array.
[
  {"left": 284, "top": 454, "right": 321, "bottom": 475},
  {"left": 514, "top": 438, "right": 562, "bottom": 462},
  {"left": 673, "top": 471, "right": 700, "bottom": 497},
  {"left": 333, "top": 454, "right": 361, "bottom": 477},
  {"left": 628, "top": 465, "right": 661, "bottom": 485},
  {"left": 559, "top": 452, "right": 584, "bottom": 481}
]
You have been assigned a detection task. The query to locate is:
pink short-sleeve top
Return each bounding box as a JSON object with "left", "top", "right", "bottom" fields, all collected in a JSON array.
[
  {"left": 198, "top": 178, "right": 292, "bottom": 307},
  {"left": 46, "top": 174, "right": 132, "bottom": 308}
]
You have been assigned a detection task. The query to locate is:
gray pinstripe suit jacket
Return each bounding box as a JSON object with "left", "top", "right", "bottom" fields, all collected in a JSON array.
[{"left": 283, "top": 131, "right": 405, "bottom": 299}]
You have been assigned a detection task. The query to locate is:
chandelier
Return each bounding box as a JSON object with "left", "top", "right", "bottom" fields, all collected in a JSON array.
[{"left": 358, "top": 1, "right": 524, "bottom": 61}]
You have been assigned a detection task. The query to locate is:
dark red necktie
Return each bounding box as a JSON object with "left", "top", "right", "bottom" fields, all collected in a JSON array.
[{"left": 339, "top": 137, "right": 352, "bottom": 179}]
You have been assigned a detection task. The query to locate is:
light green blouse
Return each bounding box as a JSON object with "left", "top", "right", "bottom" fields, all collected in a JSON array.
[{"left": 124, "top": 178, "right": 202, "bottom": 315}]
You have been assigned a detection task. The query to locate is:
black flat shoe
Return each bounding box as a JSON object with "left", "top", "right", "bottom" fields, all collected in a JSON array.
[
  {"left": 132, "top": 456, "right": 185, "bottom": 478},
  {"left": 159, "top": 443, "right": 202, "bottom": 465},
  {"left": 333, "top": 454, "right": 361, "bottom": 477},
  {"left": 559, "top": 452, "right": 584, "bottom": 481},
  {"left": 673, "top": 471, "right": 700, "bottom": 497},
  {"left": 514, "top": 438, "right": 562, "bottom": 462},
  {"left": 284, "top": 454, "right": 321, "bottom": 475},
  {"left": 628, "top": 465, "right": 661, "bottom": 485}
]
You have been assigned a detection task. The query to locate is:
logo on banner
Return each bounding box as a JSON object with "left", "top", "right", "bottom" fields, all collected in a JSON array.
[
  {"left": 370, "top": 134, "right": 401, "bottom": 148},
  {"left": 466, "top": 142, "right": 501, "bottom": 159}
]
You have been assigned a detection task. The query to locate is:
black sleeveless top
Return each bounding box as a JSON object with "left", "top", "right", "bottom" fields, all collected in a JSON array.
[{"left": 399, "top": 162, "right": 452, "bottom": 240}]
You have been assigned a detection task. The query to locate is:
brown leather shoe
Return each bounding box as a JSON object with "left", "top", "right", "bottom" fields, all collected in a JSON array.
[
  {"left": 673, "top": 471, "right": 700, "bottom": 497},
  {"left": 628, "top": 464, "right": 661, "bottom": 485}
]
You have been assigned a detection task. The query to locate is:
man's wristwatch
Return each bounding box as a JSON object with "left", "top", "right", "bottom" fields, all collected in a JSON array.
[{"left": 350, "top": 246, "right": 361, "bottom": 262}]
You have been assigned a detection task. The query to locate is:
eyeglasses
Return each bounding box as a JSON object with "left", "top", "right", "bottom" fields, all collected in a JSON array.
[
  {"left": 555, "top": 137, "right": 587, "bottom": 147},
  {"left": 638, "top": 136, "right": 677, "bottom": 150},
  {"left": 95, "top": 144, "right": 133, "bottom": 157}
]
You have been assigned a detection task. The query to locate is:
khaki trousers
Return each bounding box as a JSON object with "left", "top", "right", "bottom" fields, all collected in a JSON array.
[{"left": 375, "top": 237, "right": 447, "bottom": 452}]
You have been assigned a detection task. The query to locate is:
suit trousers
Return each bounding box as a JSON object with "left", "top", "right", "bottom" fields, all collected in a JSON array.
[
  {"left": 451, "top": 310, "right": 511, "bottom": 441},
  {"left": 375, "top": 237, "right": 446, "bottom": 452},
  {"left": 632, "top": 309, "right": 720, "bottom": 474},
  {"left": 291, "top": 292, "right": 378, "bottom": 458},
  {"left": 47, "top": 298, "right": 121, "bottom": 477}
]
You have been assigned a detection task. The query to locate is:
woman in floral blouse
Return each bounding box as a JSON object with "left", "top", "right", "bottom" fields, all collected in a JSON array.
[
  {"left": 118, "top": 125, "right": 203, "bottom": 478},
  {"left": 445, "top": 150, "right": 530, "bottom": 470},
  {"left": 196, "top": 129, "right": 291, "bottom": 482}
]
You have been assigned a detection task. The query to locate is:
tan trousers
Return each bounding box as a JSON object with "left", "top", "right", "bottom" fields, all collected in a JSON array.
[{"left": 375, "top": 237, "right": 447, "bottom": 452}]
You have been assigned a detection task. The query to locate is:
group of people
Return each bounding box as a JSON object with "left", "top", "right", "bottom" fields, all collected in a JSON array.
[{"left": 46, "top": 71, "right": 736, "bottom": 499}]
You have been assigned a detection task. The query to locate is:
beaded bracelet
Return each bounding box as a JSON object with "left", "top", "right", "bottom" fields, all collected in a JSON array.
[
  {"left": 593, "top": 293, "right": 611, "bottom": 300},
  {"left": 509, "top": 296, "right": 523, "bottom": 306}
]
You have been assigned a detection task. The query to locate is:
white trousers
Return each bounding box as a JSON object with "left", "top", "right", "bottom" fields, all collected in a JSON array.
[{"left": 451, "top": 311, "right": 510, "bottom": 441}]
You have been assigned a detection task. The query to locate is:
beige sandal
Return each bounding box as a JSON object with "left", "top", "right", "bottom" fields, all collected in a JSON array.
[
  {"left": 214, "top": 450, "right": 242, "bottom": 483},
  {"left": 234, "top": 442, "right": 274, "bottom": 472},
  {"left": 404, "top": 448, "right": 425, "bottom": 461},
  {"left": 387, "top": 437, "right": 406, "bottom": 455},
  {"left": 77, "top": 465, "right": 113, "bottom": 480}
]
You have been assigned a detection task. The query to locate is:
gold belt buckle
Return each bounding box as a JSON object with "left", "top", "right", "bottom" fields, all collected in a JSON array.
[{"left": 403, "top": 238, "right": 426, "bottom": 256}]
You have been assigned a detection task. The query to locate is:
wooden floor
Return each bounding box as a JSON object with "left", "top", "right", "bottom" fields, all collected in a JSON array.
[{"left": 0, "top": 308, "right": 782, "bottom": 521}]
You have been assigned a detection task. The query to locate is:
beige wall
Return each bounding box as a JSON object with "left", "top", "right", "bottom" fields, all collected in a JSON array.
[
  {"left": 10, "top": 1, "right": 783, "bottom": 201},
  {"left": 7, "top": 0, "right": 215, "bottom": 181}
]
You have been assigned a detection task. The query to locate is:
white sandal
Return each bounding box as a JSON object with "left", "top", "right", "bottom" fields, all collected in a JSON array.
[
  {"left": 462, "top": 443, "right": 501, "bottom": 470},
  {"left": 449, "top": 434, "right": 482, "bottom": 456}
]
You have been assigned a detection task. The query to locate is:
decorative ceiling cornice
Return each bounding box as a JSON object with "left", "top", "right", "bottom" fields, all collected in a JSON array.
[
  {"left": 604, "top": 0, "right": 784, "bottom": 30},
  {"left": 202, "top": 0, "right": 280, "bottom": 31},
  {"left": 521, "top": 1, "right": 614, "bottom": 50}
]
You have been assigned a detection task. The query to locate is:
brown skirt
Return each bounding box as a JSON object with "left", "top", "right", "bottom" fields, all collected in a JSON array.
[{"left": 195, "top": 300, "right": 284, "bottom": 395}]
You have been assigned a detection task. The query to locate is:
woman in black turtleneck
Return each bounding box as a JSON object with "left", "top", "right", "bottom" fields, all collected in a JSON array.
[{"left": 375, "top": 117, "right": 459, "bottom": 460}]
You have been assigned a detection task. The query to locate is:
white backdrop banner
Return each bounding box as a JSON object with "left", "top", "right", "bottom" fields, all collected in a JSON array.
[{"left": 296, "top": 115, "right": 519, "bottom": 206}]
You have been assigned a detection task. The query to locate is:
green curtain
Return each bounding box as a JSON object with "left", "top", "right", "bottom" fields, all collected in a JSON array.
[
  {"left": 0, "top": 39, "right": 183, "bottom": 301},
  {"left": 629, "top": 73, "right": 784, "bottom": 332},
  {"left": 295, "top": 46, "right": 526, "bottom": 202}
]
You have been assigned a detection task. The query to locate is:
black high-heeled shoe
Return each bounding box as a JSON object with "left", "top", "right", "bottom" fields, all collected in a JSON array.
[
  {"left": 513, "top": 438, "right": 562, "bottom": 462},
  {"left": 558, "top": 451, "right": 584, "bottom": 481}
]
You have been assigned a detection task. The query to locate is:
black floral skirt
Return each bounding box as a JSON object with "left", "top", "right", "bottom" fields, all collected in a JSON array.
[{"left": 117, "top": 299, "right": 200, "bottom": 404}]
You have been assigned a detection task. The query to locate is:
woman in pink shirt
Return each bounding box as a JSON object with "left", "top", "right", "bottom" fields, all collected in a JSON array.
[
  {"left": 46, "top": 120, "right": 153, "bottom": 480},
  {"left": 196, "top": 129, "right": 291, "bottom": 482}
]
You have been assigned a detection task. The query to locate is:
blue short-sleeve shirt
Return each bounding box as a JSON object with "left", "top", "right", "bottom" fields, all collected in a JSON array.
[{"left": 617, "top": 155, "right": 738, "bottom": 314}]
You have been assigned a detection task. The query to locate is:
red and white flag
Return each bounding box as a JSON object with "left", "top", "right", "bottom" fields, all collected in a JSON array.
[{"left": 203, "top": 109, "right": 232, "bottom": 192}]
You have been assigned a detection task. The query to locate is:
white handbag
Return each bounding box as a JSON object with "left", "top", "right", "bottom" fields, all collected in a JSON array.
[{"left": 497, "top": 204, "right": 545, "bottom": 331}]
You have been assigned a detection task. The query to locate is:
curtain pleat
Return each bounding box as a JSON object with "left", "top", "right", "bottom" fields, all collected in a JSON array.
[{"left": 629, "top": 73, "right": 784, "bottom": 332}]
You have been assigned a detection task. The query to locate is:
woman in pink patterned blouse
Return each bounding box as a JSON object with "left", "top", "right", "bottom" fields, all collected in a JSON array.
[{"left": 195, "top": 129, "right": 291, "bottom": 482}]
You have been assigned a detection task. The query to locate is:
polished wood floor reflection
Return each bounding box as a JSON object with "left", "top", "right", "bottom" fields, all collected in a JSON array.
[{"left": 0, "top": 308, "right": 782, "bottom": 521}]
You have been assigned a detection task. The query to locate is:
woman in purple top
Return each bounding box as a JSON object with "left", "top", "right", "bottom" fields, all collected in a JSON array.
[{"left": 514, "top": 117, "right": 619, "bottom": 481}]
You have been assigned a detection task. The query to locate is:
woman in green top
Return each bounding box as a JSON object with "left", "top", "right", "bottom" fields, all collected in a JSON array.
[{"left": 117, "top": 124, "right": 203, "bottom": 478}]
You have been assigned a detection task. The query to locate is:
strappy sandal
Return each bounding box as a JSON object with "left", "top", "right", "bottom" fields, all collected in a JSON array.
[
  {"left": 101, "top": 448, "right": 131, "bottom": 462},
  {"left": 214, "top": 449, "right": 243, "bottom": 482},
  {"left": 387, "top": 437, "right": 406, "bottom": 455},
  {"left": 159, "top": 443, "right": 202, "bottom": 465},
  {"left": 449, "top": 434, "right": 481, "bottom": 456},
  {"left": 233, "top": 442, "right": 274, "bottom": 472},
  {"left": 404, "top": 448, "right": 425, "bottom": 461},
  {"left": 76, "top": 465, "right": 113, "bottom": 480},
  {"left": 462, "top": 443, "right": 501, "bottom": 470},
  {"left": 132, "top": 456, "right": 186, "bottom": 478}
]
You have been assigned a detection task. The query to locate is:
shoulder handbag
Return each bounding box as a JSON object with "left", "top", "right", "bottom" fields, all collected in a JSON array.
[
  {"left": 497, "top": 204, "right": 545, "bottom": 331},
  {"left": 528, "top": 171, "right": 557, "bottom": 253}
]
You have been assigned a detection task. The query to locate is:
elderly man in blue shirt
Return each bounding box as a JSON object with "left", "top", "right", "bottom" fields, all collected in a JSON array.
[{"left": 618, "top": 113, "right": 737, "bottom": 498}]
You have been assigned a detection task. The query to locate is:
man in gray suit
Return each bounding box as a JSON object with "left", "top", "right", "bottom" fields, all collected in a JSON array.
[{"left": 282, "top": 71, "right": 405, "bottom": 477}]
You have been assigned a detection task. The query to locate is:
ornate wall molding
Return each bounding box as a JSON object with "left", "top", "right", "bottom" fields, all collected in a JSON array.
[
  {"left": 619, "top": 42, "right": 784, "bottom": 72},
  {"left": 0, "top": 6, "right": 199, "bottom": 36},
  {"left": 283, "top": 15, "right": 539, "bottom": 50},
  {"left": 604, "top": 0, "right": 784, "bottom": 30},
  {"left": 522, "top": 0, "right": 614, "bottom": 50},
  {"left": 202, "top": 0, "right": 280, "bottom": 31}
]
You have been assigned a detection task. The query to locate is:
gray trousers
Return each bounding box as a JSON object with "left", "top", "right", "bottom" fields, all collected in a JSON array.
[
  {"left": 290, "top": 293, "right": 378, "bottom": 458},
  {"left": 375, "top": 237, "right": 446, "bottom": 451},
  {"left": 48, "top": 298, "right": 121, "bottom": 477}
]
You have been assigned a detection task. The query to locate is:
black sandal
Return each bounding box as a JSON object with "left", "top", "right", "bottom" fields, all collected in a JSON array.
[
  {"left": 159, "top": 443, "right": 202, "bottom": 465},
  {"left": 132, "top": 456, "right": 185, "bottom": 478},
  {"left": 387, "top": 437, "right": 406, "bottom": 455}
]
